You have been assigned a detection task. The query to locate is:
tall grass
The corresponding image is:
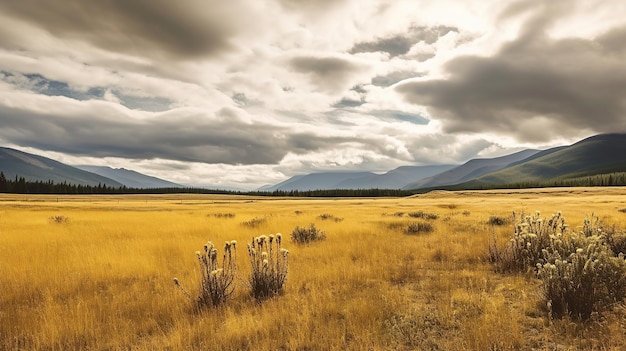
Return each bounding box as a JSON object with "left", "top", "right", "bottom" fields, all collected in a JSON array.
[
  {"left": 245, "top": 234, "right": 289, "bottom": 300},
  {"left": 174, "top": 240, "right": 237, "bottom": 308},
  {"left": 2, "top": 190, "right": 626, "bottom": 350}
]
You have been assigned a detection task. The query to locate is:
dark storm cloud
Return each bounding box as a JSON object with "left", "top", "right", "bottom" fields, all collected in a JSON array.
[
  {"left": 0, "top": 103, "right": 367, "bottom": 165},
  {"left": 0, "top": 0, "right": 238, "bottom": 59},
  {"left": 350, "top": 25, "right": 458, "bottom": 57},
  {"left": 289, "top": 55, "right": 364, "bottom": 92},
  {"left": 396, "top": 15, "right": 626, "bottom": 142}
]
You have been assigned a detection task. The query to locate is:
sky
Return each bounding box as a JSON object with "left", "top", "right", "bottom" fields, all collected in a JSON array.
[{"left": 0, "top": 0, "right": 625, "bottom": 190}]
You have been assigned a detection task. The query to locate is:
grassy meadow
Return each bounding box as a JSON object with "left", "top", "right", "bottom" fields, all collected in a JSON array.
[{"left": 2, "top": 188, "right": 626, "bottom": 350}]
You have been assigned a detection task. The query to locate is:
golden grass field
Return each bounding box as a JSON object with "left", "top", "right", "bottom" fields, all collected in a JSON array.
[{"left": 2, "top": 187, "right": 626, "bottom": 350}]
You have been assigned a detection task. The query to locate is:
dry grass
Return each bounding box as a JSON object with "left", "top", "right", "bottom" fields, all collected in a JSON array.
[{"left": 1, "top": 188, "right": 626, "bottom": 350}]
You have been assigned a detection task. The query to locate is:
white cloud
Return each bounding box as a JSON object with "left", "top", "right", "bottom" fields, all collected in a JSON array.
[{"left": 0, "top": 0, "right": 622, "bottom": 188}]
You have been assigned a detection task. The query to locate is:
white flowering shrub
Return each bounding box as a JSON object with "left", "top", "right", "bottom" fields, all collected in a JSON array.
[
  {"left": 538, "top": 242, "right": 626, "bottom": 320},
  {"left": 491, "top": 211, "right": 626, "bottom": 320},
  {"left": 174, "top": 240, "right": 237, "bottom": 308},
  {"left": 490, "top": 211, "right": 567, "bottom": 272},
  {"left": 246, "top": 234, "right": 289, "bottom": 300}
]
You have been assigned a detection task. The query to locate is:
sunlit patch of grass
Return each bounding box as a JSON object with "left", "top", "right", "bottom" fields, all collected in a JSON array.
[{"left": 2, "top": 190, "right": 626, "bottom": 350}]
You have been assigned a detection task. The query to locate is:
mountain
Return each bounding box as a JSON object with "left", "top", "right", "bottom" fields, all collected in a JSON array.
[
  {"left": 260, "top": 172, "right": 377, "bottom": 191},
  {"left": 337, "top": 165, "right": 457, "bottom": 189},
  {"left": 402, "top": 149, "right": 541, "bottom": 189},
  {"left": 0, "top": 147, "right": 122, "bottom": 187},
  {"left": 260, "top": 165, "right": 457, "bottom": 191},
  {"left": 75, "top": 165, "right": 183, "bottom": 189},
  {"left": 462, "top": 134, "right": 626, "bottom": 187}
]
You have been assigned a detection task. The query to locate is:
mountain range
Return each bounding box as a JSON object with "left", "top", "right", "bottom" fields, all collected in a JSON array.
[
  {"left": 75, "top": 165, "right": 183, "bottom": 189},
  {"left": 1, "top": 133, "right": 625, "bottom": 192},
  {"left": 262, "top": 133, "right": 626, "bottom": 191},
  {"left": 0, "top": 147, "right": 182, "bottom": 188}
]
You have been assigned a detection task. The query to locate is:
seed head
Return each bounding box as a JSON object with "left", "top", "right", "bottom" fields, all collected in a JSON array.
[
  {"left": 173, "top": 277, "right": 180, "bottom": 286},
  {"left": 230, "top": 240, "right": 237, "bottom": 248}
]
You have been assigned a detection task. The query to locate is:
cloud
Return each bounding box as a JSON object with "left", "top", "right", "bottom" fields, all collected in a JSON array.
[
  {"left": 397, "top": 6, "right": 626, "bottom": 142},
  {"left": 350, "top": 25, "right": 459, "bottom": 57},
  {"left": 0, "top": 93, "right": 288, "bottom": 164},
  {"left": 371, "top": 70, "right": 423, "bottom": 87},
  {"left": 289, "top": 54, "right": 369, "bottom": 93},
  {"left": 0, "top": 0, "right": 266, "bottom": 61}
]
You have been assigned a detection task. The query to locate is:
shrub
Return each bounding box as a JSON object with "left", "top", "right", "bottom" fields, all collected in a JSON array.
[
  {"left": 174, "top": 240, "right": 237, "bottom": 308},
  {"left": 408, "top": 211, "right": 439, "bottom": 220},
  {"left": 50, "top": 215, "right": 69, "bottom": 224},
  {"left": 490, "top": 210, "right": 626, "bottom": 320},
  {"left": 462, "top": 210, "right": 471, "bottom": 216},
  {"left": 318, "top": 213, "right": 343, "bottom": 222},
  {"left": 241, "top": 216, "right": 267, "bottom": 228},
  {"left": 538, "top": 243, "right": 626, "bottom": 320},
  {"left": 291, "top": 223, "right": 326, "bottom": 244},
  {"left": 487, "top": 215, "right": 509, "bottom": 226},
  {"left": 246, "top": 234, "right": 289, "bottom": 300},
  {"left": 211, "top": 213, "right": 235, "bottom": 218},
  {"left": 489, "top": 211, "right": 566, "bottom": 273},
  {"left": 605, "top": 230, "right": 626, "bottom": 256},
  {"left": 406, "top": 222, "right": 434, "bottom": 235}
]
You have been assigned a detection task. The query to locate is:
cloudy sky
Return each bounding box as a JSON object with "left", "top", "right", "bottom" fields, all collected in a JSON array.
[{"left": 1, "top": 0, "right": 625, "bottom": 189}]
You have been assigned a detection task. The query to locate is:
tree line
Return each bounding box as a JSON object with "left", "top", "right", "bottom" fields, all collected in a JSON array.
[
  {"left": 1, "top": 171, "right": 624, "bottom": 197},
  {"left": 0, "top": 171, "right": 412, "bottom": 196}
]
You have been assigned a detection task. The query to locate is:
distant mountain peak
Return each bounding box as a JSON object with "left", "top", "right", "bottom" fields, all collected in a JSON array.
[
  {"left": 0, "top": 147, "right": 122, "bottom": 187},
  {"left": 75, "top": 165, "right": 183, "bottom": 189}
]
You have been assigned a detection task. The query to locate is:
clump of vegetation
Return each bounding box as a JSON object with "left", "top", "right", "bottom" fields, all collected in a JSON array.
[
  {"left": 487, "top": 215, "right": 509, "bottom": 226},
  {"left": 462, "top": 210, "right": 471, "bottom": 216},
  {"left": 618, "top": 208, "right": 626, "bottom": 213},
  {"left": 605, "top": 229, "right": 626, "bottom": 257},
  {"left": 406, "top": 222, "right": 434, "bottom": 235},
  {"left": 491, "top": 211, "right": 626, "bottom": 320},
  {"left": 386, "top": 221, "right": 406, "bottom": 231},
  {"left": 246, "top": 234, "right": 289, "bottom": 300},
  {"left": 241, "top": 216, "right": 267, "bottom": 227},
  {"left": 291, "top": 223, "right": 326, "bottom": 244},
  {"left": 210, "top": 212, "right": 235, "bottom": 218},
  {"left": 174, "top": 240, "right": 237, "bottom": 308},
  {"left": 49, "top": 215, "right": 69, "bottom": 224},
  {"left": 538, "top": 243, "right": 626, "bottom": 320},
  {"left": 407, "top": 211, "right": 439, "bottom": 220},
  {"left": 318, "top": 213, "right": 343, "bottom": 222},
  {"left": 489, "top": 211, "right": 565, "bottom": 273}
]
